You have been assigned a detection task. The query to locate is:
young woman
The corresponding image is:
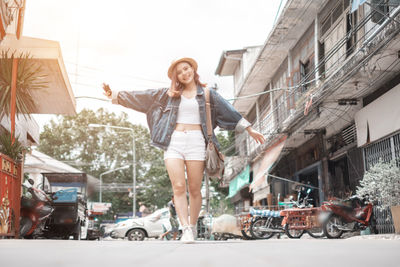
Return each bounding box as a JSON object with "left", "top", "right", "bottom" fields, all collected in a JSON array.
[{"left": 103, "top": 57, "right": 265, "bottom": 243}]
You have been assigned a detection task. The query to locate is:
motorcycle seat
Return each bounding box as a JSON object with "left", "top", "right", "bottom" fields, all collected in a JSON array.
[{"left": 249, "top": 208, "right": 281, "bottom": 218}]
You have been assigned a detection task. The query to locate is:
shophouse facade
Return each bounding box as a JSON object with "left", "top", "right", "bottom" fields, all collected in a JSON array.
[{"left": 216, "top": 0, "right": 400, "bottom": 212}]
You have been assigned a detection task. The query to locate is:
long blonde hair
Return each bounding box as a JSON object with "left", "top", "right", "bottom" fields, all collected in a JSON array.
[{"left": 168, "top": 62, "right": 207, "bottom": 98}]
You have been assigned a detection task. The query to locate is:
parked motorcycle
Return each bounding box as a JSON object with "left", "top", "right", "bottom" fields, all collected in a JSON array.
[
  {"left": 238, "top": 213, "right": 256, "bottom": 240},
  {"left": 249, "top": 191, "right": 311, "bottom": 239},
  {"left": 19, "top": 179, "right": 55, "bottom": 238},
  {"left": 321, "top": 195, "right": 378, "bottom": 238}
]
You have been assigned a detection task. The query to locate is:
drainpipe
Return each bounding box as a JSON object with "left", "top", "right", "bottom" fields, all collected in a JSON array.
[
  {"left": 256, "top": 101, "right": 261, "bottom": 132},
  {"left": 317, "top": 131, "right": 328, "bottom": 202},
  {"left": 314, "top": 16, "right": 320, "bottom": 86}
]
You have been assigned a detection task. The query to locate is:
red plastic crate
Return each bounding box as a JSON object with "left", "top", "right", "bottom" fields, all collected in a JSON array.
[{"left": 280, "top": 207, "right": 321, "bottom": 230}]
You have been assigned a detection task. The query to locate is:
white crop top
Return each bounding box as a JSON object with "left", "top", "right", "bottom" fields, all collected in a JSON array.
[{"left": 176, "top": 95, "right": 201, "bottom": 124}]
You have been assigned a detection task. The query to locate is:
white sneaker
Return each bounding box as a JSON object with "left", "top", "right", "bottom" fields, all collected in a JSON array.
[
  {"left": 189, "top": 224, "right": 197, "bottom": 240},
  {"left": 181, "top": 226, "right": 194, "bottom": 244}
]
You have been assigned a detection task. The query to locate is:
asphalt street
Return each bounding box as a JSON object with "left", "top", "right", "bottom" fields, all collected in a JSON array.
[{"left": 1, "top": 237, "right": 399, "bottom": 267}]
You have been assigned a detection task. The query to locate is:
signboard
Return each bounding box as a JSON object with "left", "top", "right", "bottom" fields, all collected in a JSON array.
[{"left": 88, "top": 202, "right": 112, "bottom": 214}]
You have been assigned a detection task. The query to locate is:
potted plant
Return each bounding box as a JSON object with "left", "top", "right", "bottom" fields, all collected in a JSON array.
[
  {"left": 0, "top": 130, "right": 26, "bottom": 162},
  {"left": 356, "top": 160, "right": 400, "bottom": 234}
]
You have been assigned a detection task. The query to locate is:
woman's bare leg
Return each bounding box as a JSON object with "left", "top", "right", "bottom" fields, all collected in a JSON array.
[
  {"left": 185, "top": 160, "right": 205, "bottom": 225},
  {"left": 165, "top": 158, "right": 189, "bottom": 226}
]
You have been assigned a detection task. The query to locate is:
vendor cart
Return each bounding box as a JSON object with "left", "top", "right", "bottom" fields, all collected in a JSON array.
[
  {"left": 280, "top": 207, "right": 324, "bottom": 238},
  {"left": 41, "top": 173, "right": 88, "bottom": 240}
]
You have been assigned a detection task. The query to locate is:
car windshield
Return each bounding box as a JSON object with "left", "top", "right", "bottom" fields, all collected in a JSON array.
[
  {"left": 49, "top": 183, "right": 85, "bottom": 194},
  {"left": 41, "top": 173, "right": 87, "bottom": 194}
]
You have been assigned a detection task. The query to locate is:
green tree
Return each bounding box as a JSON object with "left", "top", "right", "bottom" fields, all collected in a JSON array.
[
  {"left": 38, "top": 108, "right": 172, "bottom": 217},
  {"left": 217, "top": 131, "right": 236, "bottom": 156}
]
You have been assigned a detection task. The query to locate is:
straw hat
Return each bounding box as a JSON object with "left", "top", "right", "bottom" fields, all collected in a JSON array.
[{"left": 167, "top": 57, "right": 198, "bottom": 79}]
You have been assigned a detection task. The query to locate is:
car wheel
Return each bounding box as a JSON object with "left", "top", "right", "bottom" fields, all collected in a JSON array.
[{"left": 127, "top": 229, "right": 146, "bottom": 241}]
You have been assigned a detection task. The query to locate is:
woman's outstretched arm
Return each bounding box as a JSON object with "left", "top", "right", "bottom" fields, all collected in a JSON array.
[{"left": 103, "top": 83, "right": 165, "bottom": 113}]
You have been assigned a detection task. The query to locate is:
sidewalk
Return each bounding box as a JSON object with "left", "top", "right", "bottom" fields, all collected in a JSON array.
[
  {"left": 1, "top": 238, "right": 400, "bottom": 267},
  {"left": 349, "top": 233, "right": 400, "bottom": 240}
]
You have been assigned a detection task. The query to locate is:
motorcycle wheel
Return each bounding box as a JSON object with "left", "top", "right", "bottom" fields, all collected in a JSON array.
[
  {"left": 323, "top": 214, "right": 344, "bottom": 239},
  {"left": 284, "top": 224, "right": 304, "bottom": 239},
  {"left": 241, "top": 229, "right": 254, "bottom": 240},
  {"left": 306, "top": 227, "right": 325, "bottom": 238},
  {"left": 249, "top": 217, "right": 275, "bottom": 239},
  {"left": 19, "top": 217, "right": 33, "bottom": 237},
  {"left": 369, "top": 214, "right": 378, "bottom": 234}
]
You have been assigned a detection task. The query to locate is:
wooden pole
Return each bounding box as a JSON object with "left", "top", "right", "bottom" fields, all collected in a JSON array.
[
  {"left": 10, "top": 58, "right": 18, "bottom": 144},
  {"left": 16, "top": 7, "right": 23, "bottom": 39}
]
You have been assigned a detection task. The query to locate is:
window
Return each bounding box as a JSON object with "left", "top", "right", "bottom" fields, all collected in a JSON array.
[
  {"left": 364, "top": 132, "right": 400, "bottom": 170},
  {"left": 300, "top": 57, "right": 315, "bottom": 93},
  {"left": 346, "top": 9, "right": 358, "bottom": 57},
  {"left": 371, "top": 0, "right": 400, "bottom": 24},
  {"left": 246, "top": 104, "right": 257, "bottom": 124},
  {"left": 258, "top": 91, "right": 270, "bottom": 117},
  {"left": 275, "top": 93, "right": 287, "bottom": 126},
  {"left": 320, "top": 0, "right": 351, "bottom": 38},
  {"left": 318, "top": 41, "right": 325, "bottom": 79}
]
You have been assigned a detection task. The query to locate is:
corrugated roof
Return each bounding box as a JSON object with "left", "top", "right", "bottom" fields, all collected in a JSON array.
[{"left": 24, "top": 148, "right": 99, "bottom": 186}]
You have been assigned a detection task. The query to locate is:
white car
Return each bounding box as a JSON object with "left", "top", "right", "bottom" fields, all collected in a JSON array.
[{"left": 111, "top": 208, "right": 175, "bottom": 241}]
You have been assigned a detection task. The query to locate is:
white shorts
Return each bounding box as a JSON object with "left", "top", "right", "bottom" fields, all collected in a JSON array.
[{"left": 164, "top": 130, "right": 206, "bottom": 161}]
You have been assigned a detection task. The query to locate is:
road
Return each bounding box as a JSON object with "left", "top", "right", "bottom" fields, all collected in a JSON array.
[{"left": 1, "top": 237, "right": 399, "bottom": 267}]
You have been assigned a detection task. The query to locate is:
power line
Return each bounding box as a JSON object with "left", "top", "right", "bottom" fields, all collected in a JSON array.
[
  {"left": 222, "top": 2, "right": 400, "bottom": 164},
  {"left": 65, "top": 61, "right": 169, "bottom": 85}
]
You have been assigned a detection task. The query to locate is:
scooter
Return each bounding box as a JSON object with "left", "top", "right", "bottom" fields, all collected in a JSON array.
[
  {"left": 19, "top": 179, "right": 55, "bottom": 238},
  {"left": 321, "top": 195, "right": 377, "bottom": 238}
]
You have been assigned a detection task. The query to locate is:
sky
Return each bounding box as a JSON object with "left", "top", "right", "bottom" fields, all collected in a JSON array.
[{"left": 24, "top": 0, "right": 285, "bottom": 129}]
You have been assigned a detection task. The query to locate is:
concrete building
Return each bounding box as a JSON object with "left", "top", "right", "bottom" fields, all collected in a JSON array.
[{"left": 216, "top": 0, "right": 400, "bottom": 212}]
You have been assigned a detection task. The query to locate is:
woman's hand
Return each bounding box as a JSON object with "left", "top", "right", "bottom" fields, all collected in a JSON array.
[
  {"left": 246, "top": 127, "right": 265, "bottom": 144},
  {"left": 102, "top": 83, "right": 112, "bottom": 99}
]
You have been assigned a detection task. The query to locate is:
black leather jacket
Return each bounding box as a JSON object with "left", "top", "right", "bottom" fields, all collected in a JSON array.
[{"left": 113, "top": 85, "right": 250, "bottom": 150}]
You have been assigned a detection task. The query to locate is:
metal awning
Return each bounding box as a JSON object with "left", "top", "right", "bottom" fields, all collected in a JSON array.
[
  {"left": 250, "top": 136, "right": 287, "bottom": 192},
  {"left": 24, "top": 149, "right": 99, "bottom": 188},
  {"left": 228, "top": 165, "right": 250, "bottom": 198},
  {"left": 215, "top": 49, "right": 246, "bottom": 76},
  {"left": 0, "top": 34, "right": 76, "bottom": 115},
  {"left": 355, "top": 84, "right": 400, "bottom": 147}
]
